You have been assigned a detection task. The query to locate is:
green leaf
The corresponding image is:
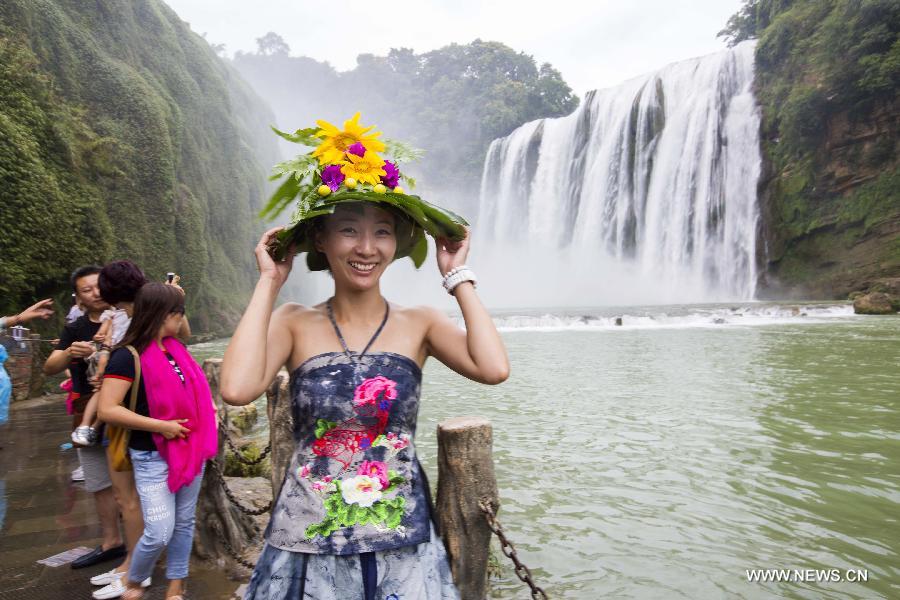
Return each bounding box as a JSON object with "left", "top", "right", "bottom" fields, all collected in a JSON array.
[
  {"left": 400, "top": 173, "right": 417, "bottom": 189},
  {"left": 385, "top": 504, "right": 403, "bottom": 529},
  {"left": 269, "top": 153, "right": 318, "bottom": 183},
  {"left": 315, "top": 419, "right": 338, "bottom": 439},
  {"left": 271, "top": 125, "right": 321, "bottom": 147},
  {"left": 258, "top": 176, "right": 301, "bottom": 220},
  {"left": 305, "top": 517, "right": 339, "bottom": 539},
  {"left": 371, "top": 502, "right": 388, "bottom": 522},
  {"left": 323, "top": 490, "right": 343, "bottom": 513},
  {"left": 345, "top": 504, "right": 360, "bottom": 526},
  {"left": 408, "top": 233, "right": 427, "bottom": 268},
  {"left": 383, "top": 138, "right": 425, "bottom": 163},
  {"left": 267, "top": 190, "right": 468, "bottom": 261}
]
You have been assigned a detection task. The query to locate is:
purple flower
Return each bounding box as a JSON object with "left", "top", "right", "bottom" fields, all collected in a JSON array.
[
  {"left": 381, "top": 160, "right": 400, "bottom": 188},
  {"left": 346, "top": 142, "right": 367, "bottom": 157},
  {"left": 321, "top": 164, "right": 345, "bottom": 191}
]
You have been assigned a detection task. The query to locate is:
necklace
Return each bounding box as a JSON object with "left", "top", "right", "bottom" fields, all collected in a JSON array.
[{"left": 326, "top": 297, "right": 390, "bottom": 382}]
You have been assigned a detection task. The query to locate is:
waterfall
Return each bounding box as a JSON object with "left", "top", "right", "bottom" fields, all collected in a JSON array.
[{"left": 477, "top": 41, "right": 761, "bottom": 305}]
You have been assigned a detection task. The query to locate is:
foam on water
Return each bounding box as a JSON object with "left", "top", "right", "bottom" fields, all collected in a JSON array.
[{"left": 449, "top": 303, "right": 856, "bottom": 332}]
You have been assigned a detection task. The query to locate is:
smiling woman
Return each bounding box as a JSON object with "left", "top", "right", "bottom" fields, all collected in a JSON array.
[
  {"left": 314, "top": 203, "right": 406, "bottom": 278},
  {"left": 220, "top": 114, "right": 510, "bottom": 600}
]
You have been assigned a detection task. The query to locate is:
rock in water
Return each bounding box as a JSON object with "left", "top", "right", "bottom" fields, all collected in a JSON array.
[
  {"left": 853, "top": 292, "right": 895, "bottom": 315},
  {"left": 227, "top": 403, "right": 258, "bottom": 433}
]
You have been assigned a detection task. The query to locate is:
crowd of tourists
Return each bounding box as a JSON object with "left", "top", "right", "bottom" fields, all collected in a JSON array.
[{"left": 3, "top": 261, "right": 215, "bottom": 600}]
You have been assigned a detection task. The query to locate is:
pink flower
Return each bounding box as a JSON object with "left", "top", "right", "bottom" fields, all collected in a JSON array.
[
  {"left": 356, "top": 460, "right": 389, "bottom": 490},
  {"left": 311, "top": 476, "right": 336, "bottom": 493},
  {"left": 298, "top": 463, "right": 312, "bottom": 479},
  {"left": 353, "top": 376, "right": 398, "bottom": 408},
  {"left": 380, "top": 160, "right": 400, "bottom": 188},
  {"left": 320, "top": 164, "right": 345, "bottom": 191},
  {"left": 346, "top": 142, "right": 367, "bottom": 157}
]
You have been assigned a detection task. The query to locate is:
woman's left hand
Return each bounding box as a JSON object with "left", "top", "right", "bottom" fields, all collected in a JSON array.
[{"left": 436, "top": 227, "right": 470, "bottom": 277}]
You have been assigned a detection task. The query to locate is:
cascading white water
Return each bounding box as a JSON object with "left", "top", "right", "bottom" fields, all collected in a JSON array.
[{"left": 477, "top": 41, "right": 761, "bottom": 304}]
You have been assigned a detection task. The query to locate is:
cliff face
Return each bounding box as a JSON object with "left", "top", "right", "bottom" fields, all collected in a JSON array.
[
  {"left": 758, "top": 98, "right": 899, "bottom": 299},
  {"left": 0, "top": 0, "right": 279, "bottom": 333},
  {"left": 727, "top": 0, "right": 900, "bottom": 299}
]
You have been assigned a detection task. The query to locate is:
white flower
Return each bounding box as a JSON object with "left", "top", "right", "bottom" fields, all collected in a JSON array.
[{"left": 340, "top": 475, "right": 383, "bottom": 508}]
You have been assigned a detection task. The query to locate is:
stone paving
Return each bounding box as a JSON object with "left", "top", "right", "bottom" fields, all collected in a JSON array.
[{"left": 0, "top": 395, "right": 247, "bottom": 599}]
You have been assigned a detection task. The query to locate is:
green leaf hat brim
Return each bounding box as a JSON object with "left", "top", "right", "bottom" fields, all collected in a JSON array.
[{"left": 270, "top": 191, "right": 469, "bottom": 271}]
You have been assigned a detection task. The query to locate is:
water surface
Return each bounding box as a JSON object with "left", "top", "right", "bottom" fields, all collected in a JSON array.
[{"left": 192, "top": 304, "right": 900, "bottom": 598}]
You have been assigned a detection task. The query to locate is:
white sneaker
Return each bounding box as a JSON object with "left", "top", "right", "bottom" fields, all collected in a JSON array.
[
  {"left": 92, "top": 575, "right": 151, "bottom": 599},
  {"left": 71, "top": 466, "right": 85, "bottom": 482},
  {"left": 91, "top": 568, "right": 122, "bottom": 586}
]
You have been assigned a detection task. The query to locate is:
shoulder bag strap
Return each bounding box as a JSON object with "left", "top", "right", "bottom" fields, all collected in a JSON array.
[{"left": 124, "top": 345, "right": 141, "bottom": 412}]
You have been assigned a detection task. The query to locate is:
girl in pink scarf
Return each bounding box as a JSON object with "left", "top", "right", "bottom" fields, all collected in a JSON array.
[{"left": 98, "top": 282, "right": 217, "bottom": 600}]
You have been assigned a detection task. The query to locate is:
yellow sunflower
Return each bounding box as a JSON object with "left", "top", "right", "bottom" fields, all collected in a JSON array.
[
  {"left": 340, "top": 150, "right": 386, "bottom": 186},
  {"left": 313, "top": 113, "right": 386, "bottom": 165}
]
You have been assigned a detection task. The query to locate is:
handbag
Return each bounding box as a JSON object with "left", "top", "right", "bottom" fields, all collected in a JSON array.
[{"left": 107, "top": 345, "right": 141, "bottom": 472}]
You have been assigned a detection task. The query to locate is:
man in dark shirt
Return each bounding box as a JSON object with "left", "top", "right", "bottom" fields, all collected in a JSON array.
[{"left": 44, "top": 265, "right": 126, "bottom": 569}]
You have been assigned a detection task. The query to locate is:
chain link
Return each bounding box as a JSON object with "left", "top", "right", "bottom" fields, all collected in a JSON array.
[
  {"left": 210, "top": 520, "right": 256, "bottom": 570},
  {"left": 219, "top": 420, "right": 272, "bottom": 465},
  {"left": 478, "top": 499, "right": 548, "bottom": 600},
  {"left": 210, "top": 460, "right": 273, "bottom": 516}
]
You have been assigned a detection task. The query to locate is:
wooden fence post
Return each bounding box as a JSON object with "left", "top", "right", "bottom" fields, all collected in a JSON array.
[
  {"left": 266, "top": 370, "right": 293, "bottom": 499},
  {"left": 436, "top": 416, "right": 499, "bottom": 600},
  {"left": 193, "top": 359, "right": 258, "bottom": 563}
]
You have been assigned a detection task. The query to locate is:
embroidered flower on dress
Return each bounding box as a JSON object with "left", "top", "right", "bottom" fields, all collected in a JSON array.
[
  {"left": 372, "top": 432, "right": 411, "bottom": 453},
  {"left": 357, "top": 460, "right": 390, "bottom": 490},
  {"left": 353, "top": 376, "right": 398, "bottom": 408},
  {"left": 340, "top": 475, "right": 384, "bottom": 507},
  {"left": 311, "top": 475, "right": 336, "bottom": 494}
]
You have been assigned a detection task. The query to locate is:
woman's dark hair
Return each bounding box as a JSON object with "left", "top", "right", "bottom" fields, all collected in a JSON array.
[
  {"left": 70, "top": 265, "right": 102, "bottom": 291},
  {"left": 99, "top": 260, "right": 148, "bottom": 305},
  {"left": 118, "top": 283, "right": 185, "bottom": 353}
]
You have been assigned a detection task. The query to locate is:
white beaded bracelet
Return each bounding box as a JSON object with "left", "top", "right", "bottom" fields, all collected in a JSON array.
[{"left": 442, "top": 266, "right": 477, "bottom": 295}]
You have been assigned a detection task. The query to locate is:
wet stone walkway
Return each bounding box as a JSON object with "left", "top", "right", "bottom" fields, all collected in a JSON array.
[{"left": 0, "top": 396, "right": 246, "bottom": 599}]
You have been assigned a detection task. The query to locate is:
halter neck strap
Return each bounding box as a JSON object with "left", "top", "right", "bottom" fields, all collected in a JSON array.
[{"left": 326, "top": 298, "right": 390, "bottom": 362}]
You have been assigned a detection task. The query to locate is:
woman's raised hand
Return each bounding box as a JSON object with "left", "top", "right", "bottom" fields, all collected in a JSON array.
[
  {"left": 256, "top": 226, "right": 295, "bottom": 286},
  {"left": 158, "top": 419, "right": 191, "bottom": 440},
  {"left": 436, "top": 227, "right": 470, "bottom": 277}
]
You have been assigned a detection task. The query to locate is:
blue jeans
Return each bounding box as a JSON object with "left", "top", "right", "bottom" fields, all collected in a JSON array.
[{"left": 128, "top": 449, "right": 205, "bottom": 582}]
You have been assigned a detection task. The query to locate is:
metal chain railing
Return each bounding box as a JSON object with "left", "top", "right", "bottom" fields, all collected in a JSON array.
[
  {"left": 218, "top": 420, "right": 271, "bottom": 465},
  {"left": 210, "top": 520, "right": 256, "bottom": 570},
  {"left": 478, "top": 499, "right": 548, "bottom": 600},
  {"left": 210, "top": 460, "right": 273, "bottom": 516}
]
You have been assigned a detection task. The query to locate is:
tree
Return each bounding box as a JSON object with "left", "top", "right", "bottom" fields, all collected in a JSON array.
[{"left": 256, "top": 32, "right": 289, "bottom": 56}]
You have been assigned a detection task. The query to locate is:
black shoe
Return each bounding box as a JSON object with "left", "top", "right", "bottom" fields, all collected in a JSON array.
[{"left": 70, "top": 544, "right": 127, "bottom": 569}]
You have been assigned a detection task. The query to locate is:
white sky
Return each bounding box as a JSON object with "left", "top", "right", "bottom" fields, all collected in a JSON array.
[{"left": 163, "top": 0, "right": 745, "bottom": 96}]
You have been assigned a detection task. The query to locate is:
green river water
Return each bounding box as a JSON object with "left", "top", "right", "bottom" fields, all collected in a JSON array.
[{"left": 191, "top": 303, "right": 899, "bottom": 599}]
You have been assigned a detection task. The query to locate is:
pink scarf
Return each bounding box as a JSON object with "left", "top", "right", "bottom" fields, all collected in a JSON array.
[{"left": 141, "top": 337, "right": 218, "bottom": 492}]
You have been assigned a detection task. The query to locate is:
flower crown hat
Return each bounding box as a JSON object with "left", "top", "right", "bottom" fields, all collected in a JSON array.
[{"left": 263, "top": 113, "right": 468, "bottom": 271}]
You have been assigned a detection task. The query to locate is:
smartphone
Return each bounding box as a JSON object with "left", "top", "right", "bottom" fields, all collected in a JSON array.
[{"left": 166, "top": 272, "right": 175, "bottom": 283}]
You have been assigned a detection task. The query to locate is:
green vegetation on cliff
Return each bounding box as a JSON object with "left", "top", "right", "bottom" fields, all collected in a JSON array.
[
  {"left": 0, "top": 0, "right": 278, "bottom": 333},
  {"left": 721, "top": 0, "right": 899, "bottom": 297}
]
